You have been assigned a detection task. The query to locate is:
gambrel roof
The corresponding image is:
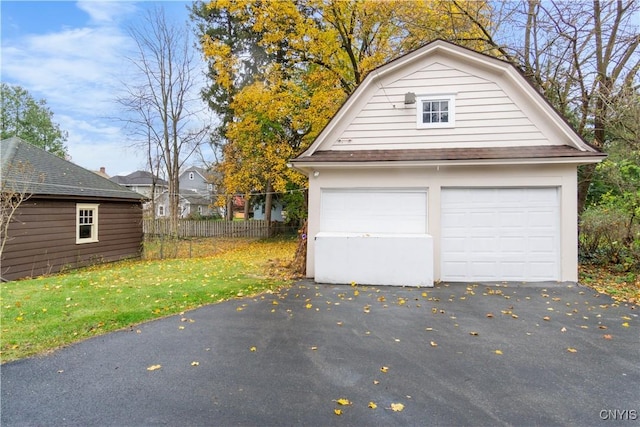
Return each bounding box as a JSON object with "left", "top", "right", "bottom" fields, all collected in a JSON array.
[
  {"left": 1, "top": 137, "right": 144, "bottom": 200},
  {"left": 292, "top": 39, "right": 605, "bottom": 170}
]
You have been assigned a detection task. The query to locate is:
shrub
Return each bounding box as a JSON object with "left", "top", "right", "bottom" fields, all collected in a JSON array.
[{"left": 579, "top": 205, "right": 640, "bottom": 271}]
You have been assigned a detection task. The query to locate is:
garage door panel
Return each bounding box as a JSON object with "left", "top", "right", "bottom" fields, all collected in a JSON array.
[
  {"left": 442, "top": 237, "right": 466, "bottom": 252},
  {"left": 470, "top": 237, "right": 498, "bottom": 251},
  {"left": 441, "top": 188, "right": 560, "bottom": 282},
  {"left": 501, "top": 212, "right": 526, "bottom": 227},
  {"left": 471, "top": 262, "right": 499, "bottom": 278},
  {"left": 529, "top": 236, "right": 555, "bottom": 252},
  {"left": 500, "top": 237, "right": 526, "bottom": 252},
  {"left": 321, "top": 189, "right": 427, "bottom": 234},
  {"left": 469, "top": 212, "right": 495, "bottom": 227}
]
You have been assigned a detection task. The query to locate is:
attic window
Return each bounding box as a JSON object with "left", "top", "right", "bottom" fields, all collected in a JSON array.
[
  {"left": 417, "top": 94, "right": 456, "bottom": 129},
  {"left": 76, "top": 203, "right": 99, "bottom": 244},
  {"left": 189, "top": 172, "right": 194, "bottom": 180}
]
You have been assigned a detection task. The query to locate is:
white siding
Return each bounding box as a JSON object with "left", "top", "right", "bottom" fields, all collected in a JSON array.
[{"left": 331, "top": 62, "right": 548, "bottom": 150}]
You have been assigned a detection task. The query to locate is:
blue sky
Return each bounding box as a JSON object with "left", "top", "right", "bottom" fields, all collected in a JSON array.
[{"left": 1, "top": 0, "right": 208, "bottom": 176}]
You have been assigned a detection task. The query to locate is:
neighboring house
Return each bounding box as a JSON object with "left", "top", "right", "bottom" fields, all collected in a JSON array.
[
  {"left": 252, "top": 198, "right": 285, "bottom": 221},
  {"left": 155, "top": 190, "right": 216, "bottom": 219},
  {"left": 291, "top": 40, "right": 606, "bottom": 287},
  {"left": 179, "top": 166, "right": 213, "bottom": 196},
  {"left": 110, "top": 170, "right": 168, "bottom": 200},
  {"left": 1, "top": 137, "right": 145, "bottom": 281},
  {"left": 154, "top": 166, "right": 221, "bottom": 218}
]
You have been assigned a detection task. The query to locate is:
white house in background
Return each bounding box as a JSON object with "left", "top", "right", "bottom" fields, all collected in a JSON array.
[
  {"left": 155, "top": 190, "right": 216, "bottom": 218},
  {"left": 291, "top": 40, "right": 605, "bottom": 287},
  {"left": 154, "top": 166, "right": 221, "bottom": 218}
]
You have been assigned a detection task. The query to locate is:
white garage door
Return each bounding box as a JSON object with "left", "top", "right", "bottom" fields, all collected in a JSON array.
[
  {"left": 441, "top": 188, "right": 560, "bottom": 282},
  {"left": 320, "top": 189, "right": 427, "bottom": 234}
]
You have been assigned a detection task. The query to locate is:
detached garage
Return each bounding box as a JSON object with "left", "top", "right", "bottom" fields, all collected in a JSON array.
[{"left": 291, "top": 40, "right": 605, "bottom": 285}]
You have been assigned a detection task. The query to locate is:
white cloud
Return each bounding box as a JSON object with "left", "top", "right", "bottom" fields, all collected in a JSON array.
[
  {"left": 76, "top": 1, "right": 138, "bottom": 25},
  {"left": 1, "top": 1, "right": 209, "bottom": 175},
  {"left": 0, "top": 2, "right": 145, "bottom": 173}
]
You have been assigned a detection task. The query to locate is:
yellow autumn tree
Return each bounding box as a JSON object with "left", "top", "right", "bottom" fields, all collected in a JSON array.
[
  {"left": 221, "top": 64, "right": 343, "bottom": 220},
  {"left": 199, "top": 0, "right": 492, "bottom": 220}
]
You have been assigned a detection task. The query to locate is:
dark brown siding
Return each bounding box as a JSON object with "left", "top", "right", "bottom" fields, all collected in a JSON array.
[{"left": 1, "top": 198, "right": 143, "bottom": 281}]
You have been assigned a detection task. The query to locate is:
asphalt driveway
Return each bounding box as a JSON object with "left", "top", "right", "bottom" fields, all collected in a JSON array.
[{"left": 2, "top": 280, "right": 638, "bottom": 426}]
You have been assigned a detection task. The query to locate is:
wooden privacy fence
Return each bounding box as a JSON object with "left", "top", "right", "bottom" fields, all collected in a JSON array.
[{"left": 143, "top": 219, "right": 271, "bottom": 238}]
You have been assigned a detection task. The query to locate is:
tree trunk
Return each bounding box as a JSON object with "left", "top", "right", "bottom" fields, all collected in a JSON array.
[
  {"left": 265, "top": 180, "right": 273, "bottom": 237},
  {"left": 243, "top": 194, "right": 250, "bottom": 220},
  {"left": 226, "top": 196, "right": 233, "bottom": 221},
  {"left": 577, "top": 163, "right": 597, "bottom": 216}
]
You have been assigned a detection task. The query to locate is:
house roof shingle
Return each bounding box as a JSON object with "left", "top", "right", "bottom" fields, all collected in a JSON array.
[
  {"left": 292, "top": 145, "right": 606, "bottom": 164},
  {"left": 110, "top": 170, "right": 168, "bottom": 187},
  {"left": 1, "top": 137, "right": 145, "bottom": 200}
]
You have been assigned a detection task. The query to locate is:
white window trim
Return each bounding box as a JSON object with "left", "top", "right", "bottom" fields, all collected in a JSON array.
[
  {"left": 416, "top": 94, "right": 456, "bottom": 129},
  {"left": 76, "top": 203, "right": 99, "bottom": 244}
]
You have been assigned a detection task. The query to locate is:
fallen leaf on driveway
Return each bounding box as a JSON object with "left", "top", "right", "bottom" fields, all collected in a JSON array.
[
  {"left": 147, "top": 364, "right": 161, "bottom": 371},
  {"left": 390, "top": 403, "right": 404, "bottom": 412},
  {"left": 250, "top": 346, "right": 257, "bottom": 352},
  {"left": 335, "top": 398, "right": 352, "bottom": 406},
  {"left": 603, "top": 334, "right": 613, "bottom": 340},
  {"left": 191, "top": 361, "right": 200, "bottom": 366},
  {"left": 368, "top": 401, "right": 377, "bottom": 409},
  {"left": 622, "top": 322, "right": 630, "bottom": 327},
  {"left": 494, "top": 350, "right": 503, "bottom": 355},
  {"left": 380, "top": 366, "right": 389, "bottom": 373},
  {"left": 334, "top": 409, "right": 342, "bottom": 416},
  {"left": 567, "top": 347, "right": 577, "bottom": 353},
  {"left": 430, "top": 341, "right": 438, "bottom": 347},
  {"left": 469, "top": 331, "right": 479, "bottom": 336},
  {"left": 486, "top": 313, "right": 494, "bottom": 318}
]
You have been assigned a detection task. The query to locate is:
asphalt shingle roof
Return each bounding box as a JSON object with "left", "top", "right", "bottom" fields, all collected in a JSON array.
[
  {"left": 1, "top": 137, "right": 144, "bottom": 200},
  {"left": 110, "top": 170, "right": 168, "bottom": 186},
  {"left": 293, "top": 145, "right": 606, "bottom": 164}
]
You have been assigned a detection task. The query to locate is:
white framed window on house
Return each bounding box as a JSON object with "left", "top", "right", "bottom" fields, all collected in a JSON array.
[
  {"left": 76, "top": 203, "right": 99, "bottom": 244},
  {"left": 158, "top": 205, "right": 165, "bottom": 216},
  {"left": 189, "top": 172, "right": 194, "bottom": 180},
  {"left": 416, "top": 94, "right": 456, "bottom": 128}
]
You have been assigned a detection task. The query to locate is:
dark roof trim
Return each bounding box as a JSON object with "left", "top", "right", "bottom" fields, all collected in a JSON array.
[{"left": 292, "top": 145, "right": 606, "bottom": 164}]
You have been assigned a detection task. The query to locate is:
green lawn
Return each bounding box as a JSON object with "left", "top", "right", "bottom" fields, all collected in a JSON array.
[{"left": 1, "top": 238, "right": 297, "bottom": 363}]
